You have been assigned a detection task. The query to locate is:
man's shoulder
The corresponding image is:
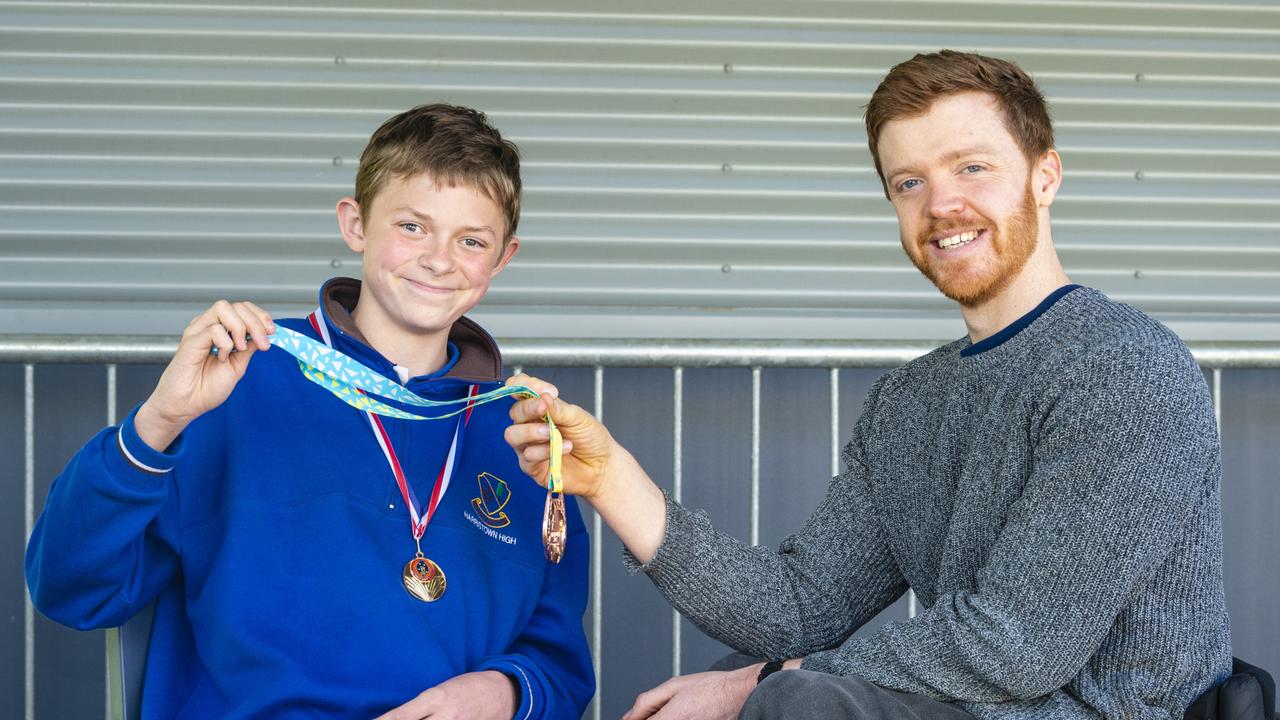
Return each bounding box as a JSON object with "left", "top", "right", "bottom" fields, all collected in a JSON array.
[{"left": 1045, "top": 288, "right": 1195, "bottom": 372}]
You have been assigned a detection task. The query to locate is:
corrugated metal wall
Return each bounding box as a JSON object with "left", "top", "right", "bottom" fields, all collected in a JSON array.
[
  {"left": 3, "top": 2, "right": 1278, "bottom": 719},
  {"left": 1, "top": 0, "right": 1277, "bottom": 341}
]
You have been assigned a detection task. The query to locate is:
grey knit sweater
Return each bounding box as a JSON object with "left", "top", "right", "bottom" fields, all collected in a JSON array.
[{"left": 629, "top": 287, "right": 1232, "bottom": 719}]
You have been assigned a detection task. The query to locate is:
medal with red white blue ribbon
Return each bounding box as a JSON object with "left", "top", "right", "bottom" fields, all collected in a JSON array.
[{"left": 309, "top": 310, "right": 477, "bottom": 602}]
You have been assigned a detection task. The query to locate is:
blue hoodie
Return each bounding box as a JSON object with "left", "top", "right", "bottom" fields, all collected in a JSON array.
[{"left": 26, "top": 278, "right": 594, "bottom": 719}]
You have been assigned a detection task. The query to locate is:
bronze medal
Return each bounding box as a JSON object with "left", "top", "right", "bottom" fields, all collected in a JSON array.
[
  {"left": 402, "top": 554, "right": 446, "bottom": 602},
  {"left": 542, "top": 493, "right": 567, "bottom": 564}
]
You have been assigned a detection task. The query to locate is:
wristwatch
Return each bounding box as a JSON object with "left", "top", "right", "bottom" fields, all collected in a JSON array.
[{"left": 756, "top": 660, "right": 786, "bottom": 685}]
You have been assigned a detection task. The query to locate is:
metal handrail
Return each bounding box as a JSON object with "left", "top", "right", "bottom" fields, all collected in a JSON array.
[{"left": 2, "top": 335, "right": 1279, "bottom": 368}]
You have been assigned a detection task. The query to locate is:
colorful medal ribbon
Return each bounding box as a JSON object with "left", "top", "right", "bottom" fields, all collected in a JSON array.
[{"left": 259, "top": 314, "right": 566, "bottom": 564}]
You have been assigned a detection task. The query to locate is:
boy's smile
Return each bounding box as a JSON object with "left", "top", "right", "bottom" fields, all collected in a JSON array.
[{"left": 337, "top": 173, "right": 520, "bottom": 376}]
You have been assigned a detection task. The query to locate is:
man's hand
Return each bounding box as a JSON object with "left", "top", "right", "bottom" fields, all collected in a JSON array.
[
  {"left": 504, "top": 374, "right": 668, "bottom": 562},
  {"left": 135, "top": 300, "right": 275, "bottom": 451},
  {"left": 504, "top": 374, "right": 621, "bottom": 501},
  {"left": 373, "top": 670, "right": 517, "bottom": 720},
  {"left": 621, "top": 665, "right": 761, "bottom": 720}
]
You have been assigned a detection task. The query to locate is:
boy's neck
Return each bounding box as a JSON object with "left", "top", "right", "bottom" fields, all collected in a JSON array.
[{"left": 349, "top": 304, "right": 450, "bottom": 380}]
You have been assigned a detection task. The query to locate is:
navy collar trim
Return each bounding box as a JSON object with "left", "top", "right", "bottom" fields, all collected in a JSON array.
[{"left": 960, "top": 284, "right": 1082, "bottom": 358}]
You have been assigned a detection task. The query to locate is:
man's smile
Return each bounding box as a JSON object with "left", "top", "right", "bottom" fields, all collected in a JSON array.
[{"left": 935, "top": 229, "right": 983, "bottom": 249}]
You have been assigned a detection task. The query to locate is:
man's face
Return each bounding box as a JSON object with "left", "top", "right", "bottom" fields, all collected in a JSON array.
[
  {"left": 876, "top": 92, "right": 1043, "bottom": 306},
  {"left": 341, "top": 173, "right": 519, "bottom": 341}
]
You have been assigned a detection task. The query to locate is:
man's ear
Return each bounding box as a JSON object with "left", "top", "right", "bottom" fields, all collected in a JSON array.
[
  {"left": 1034, "top": 149, "right": 1063, "bottom": 209},
  {"left": 336, "top": 197, "right": 365, "bottom": 253},
  {"left": 490, "top": 235, "right": 520, "bottom": 278}
]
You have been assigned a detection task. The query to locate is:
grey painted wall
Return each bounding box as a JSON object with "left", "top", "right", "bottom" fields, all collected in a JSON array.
[{"left": 5, "top": 362, "right": 1277, "bottom": 718}]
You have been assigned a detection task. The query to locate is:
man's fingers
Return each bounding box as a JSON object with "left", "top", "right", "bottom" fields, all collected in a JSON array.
[
  {"left": 509, "top": 395, "right": 548, "bottom": 424},
  {"left": 504, "top": 418, "right": 549, "bottom": 446},
  {"left": 623, "top": 683, "right": 676, "bottom": 720},
  {"left": 505, "top": 373, "right": 559, "bottom": 401}
]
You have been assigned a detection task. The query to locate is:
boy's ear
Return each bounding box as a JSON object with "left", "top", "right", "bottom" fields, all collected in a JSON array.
[
  {"left": 490, "top": 235, "right": 520, "bottom": 277},
  {"left": 336, "top": 197, "right": 365, "bottom": 252}
]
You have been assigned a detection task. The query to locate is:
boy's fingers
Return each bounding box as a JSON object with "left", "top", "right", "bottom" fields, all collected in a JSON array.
[
  {"left": 234, "top": 302, "right": 271, "bottom": 350},
  {"left": 212, "top": 301, "right": 248, "bottom": 352},
  {"left": 209, "top": 324, "right": 235, "bottom": 362}
]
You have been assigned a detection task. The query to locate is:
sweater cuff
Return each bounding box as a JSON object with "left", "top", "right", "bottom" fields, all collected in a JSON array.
[
  {"left": 473, "top": 657, "right": 536, "bottom": 720},
  {"left": 799, "top": 648, "right": 839, "bottom": 675},
  {"left": 621, "top": 491, "right": 714, "bottom": 582},
  {"left": 109, "top": 406, "right": 185, "bottom": 491}
]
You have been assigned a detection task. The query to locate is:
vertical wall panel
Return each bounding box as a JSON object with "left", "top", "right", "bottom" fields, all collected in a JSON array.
[
  {"left": 1219, "top": 369, "right": 1280, "bottom": 677},
  {"left": 676, "top": 368, "right": 754, "bottom": 675},
  {"left": 0, "top": 365, "right": 27, "bottom": 717},
  {"left": 31, "top": 365, "right": 108, "bottom": 719},
  {"left": 592, "top": 367, "right": 676, "bottom": 720}
]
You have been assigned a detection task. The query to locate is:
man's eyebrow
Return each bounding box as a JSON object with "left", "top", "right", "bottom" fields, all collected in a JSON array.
[
  {"left": 885, "top": 144, "right": 1002, "bottom": 181},
  {"left": 938, "top": 144, "right": 1000, "bottom": 164}
]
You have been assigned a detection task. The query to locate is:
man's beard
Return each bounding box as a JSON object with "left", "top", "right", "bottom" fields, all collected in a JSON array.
[{"left": 908, "top": 182, "right": 1040, "bottom": 307}]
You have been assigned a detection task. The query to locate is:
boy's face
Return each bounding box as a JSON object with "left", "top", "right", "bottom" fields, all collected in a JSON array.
[{"left": 338, "top": 173, "right": 519, "bottom": 343}]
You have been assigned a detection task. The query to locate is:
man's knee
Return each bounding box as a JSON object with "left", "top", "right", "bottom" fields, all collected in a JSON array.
[
  {"left": 740, "top": 669, "right": 859, "bottom": 720},
  {"left": 739, "top": 670, "right": 970, "bottom": 720}
]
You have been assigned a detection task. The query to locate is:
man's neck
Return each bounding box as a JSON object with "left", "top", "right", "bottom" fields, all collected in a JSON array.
[
  {"left": 960, "top": 246, "right": 1072, "bottom": 344},
  {"left": 350, "top": 305, "right": 450, "bottom": 380}
]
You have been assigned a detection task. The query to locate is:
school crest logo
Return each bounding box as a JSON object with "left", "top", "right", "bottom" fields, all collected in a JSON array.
[{"left": 471, "top": 472, "right": 512, "bottom": 528}]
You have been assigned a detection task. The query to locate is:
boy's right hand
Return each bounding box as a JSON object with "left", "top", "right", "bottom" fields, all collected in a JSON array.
[{"left": 134, "top": 300, "right": 275, "bottom": 452}]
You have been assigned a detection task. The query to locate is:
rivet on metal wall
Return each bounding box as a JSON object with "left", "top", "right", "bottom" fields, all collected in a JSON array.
[
  {"left": 723, "top": 63, "right": 733, "bottom": 74},
  {"left": 721, "top": 163, "right": 733, "bottom": 173},
  {"left": 1134, "top": 72, "right": 1144, "bottom": 82},
  {"left": 721, "top": 264, "right": 732, "bottom": 273},
  {"left": 330, "top": 258, "right": 343, "bottom": 268},
  {"left": 1135, "top": 170, "right": 1145, "bottom": 181},
  {"left": 332, "top": 156, "right": 343, "bottom": 167},
  {"left": 1134, "top": 270, "right": 1145, "bottom": 279},
  {"left": 334, "top": 55, "right": 346, "bottom": 65}
]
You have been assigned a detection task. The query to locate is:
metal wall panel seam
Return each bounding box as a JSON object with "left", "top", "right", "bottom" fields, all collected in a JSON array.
[
  {"left": 4, "top": 7, "right": 1277, "bottom": 38},
  {"left": 591, "top": 366, "right": 604, "bottom": 720},
  {"left": 672, "top": 367, "right": 683, "bottom": 679},
  {"left": 24, "top": 363, "right": 34, "bottom": 720},
  {"left": 105, "top": 364, "right": 120, "bottom": 720},
  {"left": 5, "top": 338, "right": 1279, "bottom": 368},
  {"left": 750, "top": 367, "right": 760, "bottom": 547},
  {"left": 1213, "top": 368, "right": 1223, "bottom": 444},
  {"left": 829, "top": 368, "right": 839, "bottom": 479}
]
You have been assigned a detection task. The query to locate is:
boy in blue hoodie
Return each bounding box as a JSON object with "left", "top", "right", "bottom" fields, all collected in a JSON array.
[{"left": 26, "top": 104, "right": 594, "bottom": 719}]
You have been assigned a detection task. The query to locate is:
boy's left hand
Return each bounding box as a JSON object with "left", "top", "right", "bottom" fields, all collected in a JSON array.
[{"left": 374, "top": 670, "right": 517, "bottom": 720}]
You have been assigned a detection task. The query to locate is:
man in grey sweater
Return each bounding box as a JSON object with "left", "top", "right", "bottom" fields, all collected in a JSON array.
[{"left": 506, "top": 51, "right": 1231, "bottom": 719}]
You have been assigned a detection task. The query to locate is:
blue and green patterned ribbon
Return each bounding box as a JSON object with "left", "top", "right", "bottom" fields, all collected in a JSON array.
[{"left": 265, "top": 326, "right": 564, "bottom": 494}]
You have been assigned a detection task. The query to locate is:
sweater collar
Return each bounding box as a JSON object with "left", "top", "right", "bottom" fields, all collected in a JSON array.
[
  {"left": 960, "top": 284, "right": 1083, "bottom": 359},
  {"left": 314, "top": 277, "right": 505, "bottom": 385}
]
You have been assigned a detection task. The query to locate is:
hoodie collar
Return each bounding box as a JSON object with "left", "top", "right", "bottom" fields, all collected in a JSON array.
[{"left": 314, "top": 277, "right": 505, "bottom": 385}]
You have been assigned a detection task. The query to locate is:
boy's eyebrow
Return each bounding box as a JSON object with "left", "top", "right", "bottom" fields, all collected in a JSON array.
[{"left": 394, "top": 207, "right": 496, "bottom": 237}]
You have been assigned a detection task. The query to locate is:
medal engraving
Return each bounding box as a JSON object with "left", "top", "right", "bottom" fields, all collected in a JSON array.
[
  {"left": 402, "top": 556, "right": 447, "bottom": 602},
  {"left": 542, "top": 493, "right": 567, "bottom": 564}
]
